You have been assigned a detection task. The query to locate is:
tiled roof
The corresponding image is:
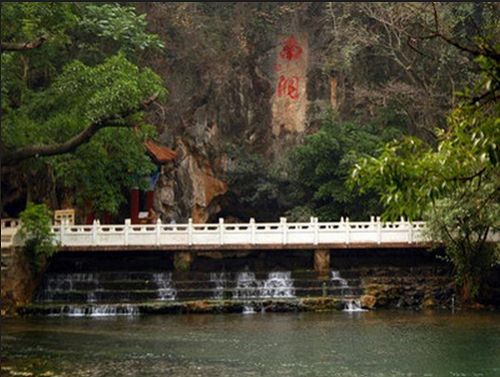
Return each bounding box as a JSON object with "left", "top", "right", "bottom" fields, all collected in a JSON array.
[{"left": 144, "top": 140, "right": 178, "bottom": 164}]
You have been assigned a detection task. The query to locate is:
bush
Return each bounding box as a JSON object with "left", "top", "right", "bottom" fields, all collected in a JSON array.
[{"left": 19, "top": 203, "right": 58, "bottom": 270}]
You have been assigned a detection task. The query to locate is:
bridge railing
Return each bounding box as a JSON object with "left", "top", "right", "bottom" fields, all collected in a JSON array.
[
  {"left": 1, "top": 218, "right": 21, "bottom": 249},
  {"left": 51, "top": 217, "right": 430, "bottom": 248}
]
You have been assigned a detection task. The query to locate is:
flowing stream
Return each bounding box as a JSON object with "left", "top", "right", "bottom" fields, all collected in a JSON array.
[{"left": 2, "top": 311, "right": 499, "bottom": 377}]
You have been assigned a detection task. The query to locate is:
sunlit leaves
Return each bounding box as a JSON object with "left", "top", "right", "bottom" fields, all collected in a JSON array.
[{"left": 79, "top": 3, "right": 164, "bottom": 53}]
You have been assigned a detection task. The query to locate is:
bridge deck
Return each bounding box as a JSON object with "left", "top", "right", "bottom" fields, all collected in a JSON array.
[{"left": 58, "top": 242, "right": 435, "bottom": 252}]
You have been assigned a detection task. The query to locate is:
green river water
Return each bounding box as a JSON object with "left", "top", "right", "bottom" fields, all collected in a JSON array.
[{"left": 1, "top": 311, "right": 499, "bottom": 377}]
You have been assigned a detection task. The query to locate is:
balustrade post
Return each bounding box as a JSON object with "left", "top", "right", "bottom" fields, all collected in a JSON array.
[
  {"left": 281, "top": 217, "right": 287, "bottom": 244},
  {"left": 377, "top": 217, "right": 382, "bottom": 244},
  {"left": 250, "top": 218, "right": 256, "bottom": 245},
  {"left": 60, "top": 220, "right": 67, "bottom": 246},
  {"left": 313, "top": 217, "right": 319, "bottom": 245},
  {"left": 400, "top": 216, "right": 408, "bottom": 244},
  {"left": 156, "top": 219, "right": 162, "bottom": 246},
  {"left": 219, "top": 218, "right": 224, "bottom": 245},
  {"left": 124, "top": 219, "right": 131, "bottom": 246},
  {"left": 345, "top": 217, "right": 350, "bottom": 244},
  {"left": 92, "top": 219, "right": 99, "bottom": 246},
  {"left": 188, "top": 218, "right": 193, "bottom": 246},
  {"left": 408, "top": 220, "right": 413, "bottom": 244}
]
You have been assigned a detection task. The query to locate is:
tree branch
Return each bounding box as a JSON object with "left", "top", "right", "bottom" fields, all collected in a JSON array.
[
  {"left": 407, "top": 3, "right": 500, "bottom": 63},
  {"left": 1, "top": 35, "right": 48, "bottom": 52},
  {"left": 3, "top": 121, "right": 134, "bottom": 166},
  {"left": 2, "top": 92, "right": 160, "bottom": 166}
]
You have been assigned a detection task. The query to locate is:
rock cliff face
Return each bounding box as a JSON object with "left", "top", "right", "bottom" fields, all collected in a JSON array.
[
  {"left": 1, "top": 247, "right": 45, "bottom": 316},
  {"left": 147, "top": 16, "right": 334, "bottom": 222}
]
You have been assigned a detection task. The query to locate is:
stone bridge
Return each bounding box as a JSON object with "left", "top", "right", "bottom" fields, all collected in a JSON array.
[{"left": 49, "top": 217, "right": 431, "bottom": 252}]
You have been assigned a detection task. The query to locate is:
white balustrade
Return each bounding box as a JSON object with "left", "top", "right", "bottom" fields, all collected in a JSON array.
[
  {"left": 48, "top": 217, "right": 437, "bottom": 249},
  {"left": 1, "top": 218, "right": 21, "bottom": 249}
]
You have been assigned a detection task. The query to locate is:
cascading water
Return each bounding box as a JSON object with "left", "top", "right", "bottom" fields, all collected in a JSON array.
[
  {"left": 51, "top": 304, "right": 140, "bottom": 317},
  {"left": 261, "top": 272, "right": 295, "bottom": 298},
  {"left": 331, "top": 270, "right": 366, "bottom": 312},
  {"left": 343, "top": 299, "right": 366, "bottom": 312},
  {"left": 210, "top": 272, "right": 227, "bottom": 299},
  {"left": 152, "top": 273, "right": 177, "bottom": 301},
  {"left": 233, "top": 271, "right": 296, "bottom": 299},
  {"left": 233, "top": 272, "right": 260, "bottom": 299},
  {"left": 36, "top": 271, "right": 178, "bottom": 316},
  {"left": 33, "top": 265, "right": 366, "bottom": 316},
  {"left": 331, "top": 270, "right": 350, "bottom": 295},
  {"left": 37, "top": 273, "right": 100, "bottom": 303}
]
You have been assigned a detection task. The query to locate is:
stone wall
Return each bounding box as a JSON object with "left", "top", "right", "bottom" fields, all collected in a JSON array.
[{"left": 359, "top": 267, "right": 456, "bottom": 310}]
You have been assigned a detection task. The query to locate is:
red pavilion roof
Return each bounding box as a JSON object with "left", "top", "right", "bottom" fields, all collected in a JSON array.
[{"left": 144, "top": 140, "right": 178, "bottom": 164}]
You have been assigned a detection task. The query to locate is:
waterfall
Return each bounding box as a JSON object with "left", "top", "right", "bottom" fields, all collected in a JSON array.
[
  {"left": 38, "top": 273, "right": 100, "bottom": 303},
  {"left": 242, "top": 305, "right": 257, "bottom": 314},
  {"left": 50, "top": 304, "right": 140, "bottom": 317},
  {"left": 331, "top": 270, "right": 366, "bottom": 312},
  {"left": 152, "top": 273, "right": 177, "bottom": 301},
  {"left": 331, "top": 270, "right": 350, "bottom": 295},
  {"left": 233, "top": 271, "right": 296, "bottom": 299},
  {"left": 233, "top": 272, "right": 260, "bottom": 299},
  {"left": 32, "top": 264, "right": 368, "bottom": 316},
  {"left": 343, "top": 299, "right": 367, "bottom": 312},
  {"left": 210, "top": 272, "right": 227, "bottom": 299},
  {"left": 261, "top": 272, "right": 295, "bottom": 298}
]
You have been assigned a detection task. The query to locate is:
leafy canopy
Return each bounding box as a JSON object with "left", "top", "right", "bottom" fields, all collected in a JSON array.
[
  {"left": 350, "top": 40, "right": 500, "bottom": 300},
  {"left": 287, "top": 111, "right": 402, "bottom": 221},
  {"left": 1, "top": 2, "right": 166, "bottom": 216}
]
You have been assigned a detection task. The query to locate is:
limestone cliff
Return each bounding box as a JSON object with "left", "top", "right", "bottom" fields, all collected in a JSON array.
[{"left": 145, "top": 6, "right": 335, "bottom": 222}]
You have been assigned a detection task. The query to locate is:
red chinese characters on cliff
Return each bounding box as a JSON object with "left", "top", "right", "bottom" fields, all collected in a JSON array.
[
  {"left": 277, "top": 36, "right": 303, "bottom": 100},
  {"left": 279, "top": 36, "right": 303, "bottom": 61},
  {"left": 278, "top": 75, "right": 300, "bottom": 100}
]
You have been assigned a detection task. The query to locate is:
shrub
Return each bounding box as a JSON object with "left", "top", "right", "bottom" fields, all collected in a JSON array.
[{"left": 19, "top": 203, "right": 58, "bottom": 270}]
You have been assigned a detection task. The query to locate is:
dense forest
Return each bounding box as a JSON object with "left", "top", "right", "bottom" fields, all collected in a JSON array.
[{"left": 1, "top": 3, "right": 499, "bottom": 299}]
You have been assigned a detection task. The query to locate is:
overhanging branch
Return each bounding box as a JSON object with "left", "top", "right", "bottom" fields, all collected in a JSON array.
[
  {"left": 1, "top": 35, "right": 48, "bottom": 52},
  {"left": 2, "top": 92, "right": 160, "bottom": 166}
]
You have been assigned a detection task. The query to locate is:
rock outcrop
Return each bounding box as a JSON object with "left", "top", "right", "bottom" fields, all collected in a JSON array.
[
  {"left": 1, "top": 247, "right": 45, "bottom": 316},
  {"left": 143, "top": 4, "right": 335, "bottom": 222}
]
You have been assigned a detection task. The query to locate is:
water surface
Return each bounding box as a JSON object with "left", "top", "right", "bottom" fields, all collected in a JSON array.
[{"left": 2, "top": 311, "right": 499, "bottom": 377}]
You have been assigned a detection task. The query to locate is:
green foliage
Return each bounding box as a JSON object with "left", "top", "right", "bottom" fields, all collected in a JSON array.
[
  {"left": 425, "top": 182, "right": 500, "bottom": 300},
  {"left": 288, "top": 111, "right": 400, "bottom": 221},
  {"left": 53, "top": 127, "right": 156, "bottom": 215},
  {"left": 224, "top": 148, "right": 290, "bottom": 221},
  {"left": 78, "top": 3, "right": 164, "bottom": 56},
  {"left": 2, "top": 53, "right": 165, "bottom": 149},
  {"left": 19, "top": 203, "right": 58, "bottom": 270},
  {"left": 1, "top": 2, "right": 166, "bottom": 216},
  {"left": 350, "top": 36, "right": 500, "bottom": 301},
  {"left": 1, "top": 2, "right": 78, "bottom": 44},
  {"left": 349, "top": 136, "right": 433, "bottom": 221}
]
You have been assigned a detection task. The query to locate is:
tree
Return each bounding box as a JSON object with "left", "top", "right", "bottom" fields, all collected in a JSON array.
[
  {"left": 320, "top": 2, "right": 496, "bottom": 139},
  {"left": 350, "top": 28, "right": 500, "bottom": 301},
  {"left": 19, "top": 202, "right": 58, "bottom": 271},
  {"left": 1, "top": 2, "right": 166, "bottom": 216},
  {"left": 223, "top": 146, "right": 289, "bottom": 222},
  {"left": 287, "top": 111, "right": 402, "bottom": 221}
]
